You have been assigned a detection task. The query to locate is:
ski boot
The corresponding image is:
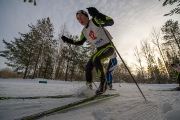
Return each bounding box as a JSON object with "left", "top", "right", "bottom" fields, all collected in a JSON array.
[
  {"left": 96, "top": 78, "right": 107, "bottom": 95},
  {"left": 108, "top": 82, "right": 113, "bottom": 89},
  {"left": 176, "top": 84, "right": 180, "bottom": 90},
  {"left": 86, "top": 82, "right": 93, "bottom": 90}
]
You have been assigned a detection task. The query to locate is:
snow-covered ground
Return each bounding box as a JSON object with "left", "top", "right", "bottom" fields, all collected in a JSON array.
[{"left": 0, "top": 78, "right": 180, "bottom": 120}]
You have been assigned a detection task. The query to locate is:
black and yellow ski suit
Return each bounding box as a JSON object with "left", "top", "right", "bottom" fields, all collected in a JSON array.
[
  {"left": 175, "top": 71, "right": 180, "bottom": 86},
  {"left": 65, "top": 13, "right": 115, "bottom": 83}
]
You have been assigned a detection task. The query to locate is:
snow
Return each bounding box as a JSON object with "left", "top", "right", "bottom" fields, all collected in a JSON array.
[{"left": 0, "top": 78, "right": 180, "bottom": 120}]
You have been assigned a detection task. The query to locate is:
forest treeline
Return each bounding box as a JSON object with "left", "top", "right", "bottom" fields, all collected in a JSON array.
[{"left": 0, "top": 17, "right": 179, "bottom": 84}]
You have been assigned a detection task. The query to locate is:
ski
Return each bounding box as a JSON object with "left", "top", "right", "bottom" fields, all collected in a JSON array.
[
  {"left": 16, "top": 93, "right": 120, "bottom": 120},
  {"left": 0, "top": 94, "right": 73, "bottom": 100}
]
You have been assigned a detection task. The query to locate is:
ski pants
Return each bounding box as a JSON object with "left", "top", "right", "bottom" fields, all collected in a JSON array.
[
  {"left": 85, "top": 43, "right": 114, "bottom": 83},
  {"left": 177, "top": 73, "right": 180, "bottom": 84},
  {"left": 106, "top": 57, "right": 118, "bottom": 83},
  {"left": 175, "top": 70, "right": 180, "bottom": 84}
]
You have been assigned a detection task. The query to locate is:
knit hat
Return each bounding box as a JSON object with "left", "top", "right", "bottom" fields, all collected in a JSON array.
[{"left": 76, "top": 10, "right": 89, "bottom": 18}]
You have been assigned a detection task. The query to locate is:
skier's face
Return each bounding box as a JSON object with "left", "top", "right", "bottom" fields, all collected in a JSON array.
[{"left": 76, "top": 13, "right": 89, "bottom": 27}]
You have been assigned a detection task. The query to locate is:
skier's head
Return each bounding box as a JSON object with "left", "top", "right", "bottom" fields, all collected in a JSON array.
[
  {"left": 76, "top": 10, "right": 89, "bottom": 27},
  {"left": 76, "top": 10, "right": 89, "bottom": 18}
]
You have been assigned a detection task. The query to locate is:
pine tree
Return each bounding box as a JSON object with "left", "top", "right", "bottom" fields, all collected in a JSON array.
[
  {"left": 29, "top": 17, "right": 55, "bottom": 79},
  {"left": 161, "top": 20, "right": 180, "bottom": 51},
  {"left": 159, "top": 0, "right": 180, "bottom": 16},
  {"left": 0, "top": 17, "right": 55, "bottom": 79},
  {"left": 23, "top": 0, "right": 37, "bottom": 6},
  {"left": 0, "top": 32, "right": 36, "bottom": 79}
]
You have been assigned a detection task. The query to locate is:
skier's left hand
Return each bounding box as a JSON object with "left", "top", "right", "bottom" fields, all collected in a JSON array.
[
  {"left": 87, "top": 7, "right": 100, "bottom": 18},
  {"left": 61, "top": 35, "right": 70, "bottom": 43}
]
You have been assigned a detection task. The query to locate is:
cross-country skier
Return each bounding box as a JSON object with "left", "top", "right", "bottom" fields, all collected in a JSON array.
[
  {"left": 171, "top": 64, "right": 180, "bottom": 87},
  {"left": 61, "top": 7, "right": 115, "bottom": 95},
  {"left": 106, "top": 52, "right": 118, "bottom": 89}
]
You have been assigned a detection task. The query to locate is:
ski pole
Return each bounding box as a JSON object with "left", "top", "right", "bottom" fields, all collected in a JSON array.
[
  {"left": 66, "top": 43, "right": 98, "bottom": 88},
  {"left": 97, "top": 19, "right": 147, "bottom": 101}
]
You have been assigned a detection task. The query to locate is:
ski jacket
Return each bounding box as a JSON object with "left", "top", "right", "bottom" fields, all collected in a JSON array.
[
  {"left": 67, "top": 13, "right": 114, "bottom": 49},
  {"left": 110, "top": 52, "right": 117, "bottom": 59}
]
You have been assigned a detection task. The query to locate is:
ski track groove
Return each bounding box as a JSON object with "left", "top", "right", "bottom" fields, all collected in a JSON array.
[
  {"left": 95, "top": 91, "right": 170, "bottom": 120},
  {"left": 115, "top": 102, "right": 163, "bottom": 120}
]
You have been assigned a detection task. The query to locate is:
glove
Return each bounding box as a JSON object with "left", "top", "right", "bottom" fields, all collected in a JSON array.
[
  {"left": 87, "top": 7, "right": 100, "bottom": 18},
  {"left": 61, "top": 35, "right": 70, "bottom": 43}
]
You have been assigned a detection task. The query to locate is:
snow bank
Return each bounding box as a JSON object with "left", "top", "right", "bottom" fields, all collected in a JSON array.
[{"left": 1, "top": 79, "right": 180, "bottom": 120}]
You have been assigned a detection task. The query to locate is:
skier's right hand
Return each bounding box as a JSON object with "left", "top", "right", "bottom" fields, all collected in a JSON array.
[
  {"left": 61, "top": 35, "right": 70, "bottom": 43},
  {"left": 87, "top": 7, "right": 100, "bottom": 18}
]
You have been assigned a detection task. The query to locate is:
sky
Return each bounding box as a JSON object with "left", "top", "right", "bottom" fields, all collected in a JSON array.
[{"left": 0, "top": 0, "right": 179, "bottom": 69}]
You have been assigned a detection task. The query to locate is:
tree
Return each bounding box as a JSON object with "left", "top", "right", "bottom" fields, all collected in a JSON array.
[
  {"left": 159, "top": 0, "right": 180, "bottom": 16},
  {"left": 158, "top": 58, "right": 170, "bottom": 83},
  {"left": 141, "top": 40, "right": 152, "bottom": 80},
  {"left": 0, "top": 17, "right": 55, "bottom": 79},
  {"left": 133, "top": 46, "right": 145, "bottom": 80},
  {"left": 161, "top": 20, "right": 180, "bottom": 49},
  {"left": 24, "top": 0, "right": 37, "bottom": 6},
  {"left": 141, "top": 40, "right": 161, "bottom": 83},
  {"left": 150, "top": 27, "right": 170, "bottom": 77},
  {"left": 113, "top": 62, "right": 132, "bottom": 83},
  {"left": 161, "top": 19, "right": 180, "bottom": 62},
  {"left": 0, "top": 33, "right": 36, "bottom": 79},
  {"left": 165, "top": 51, "right": 178, "bottom": 83},
  {"left": 28, "top": 17, "right": 55, "bottom": 79}
]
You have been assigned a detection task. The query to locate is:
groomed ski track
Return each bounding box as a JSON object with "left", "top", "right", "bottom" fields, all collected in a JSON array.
[
  {"left": 1, "top": 79, "right": 180, "bottom": 120},
  {"left": 15, "top": 94, "right": 120, "bottom": 120},
  {"left": 0, "top": 94, "right": 73, "bottom": 100}
]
